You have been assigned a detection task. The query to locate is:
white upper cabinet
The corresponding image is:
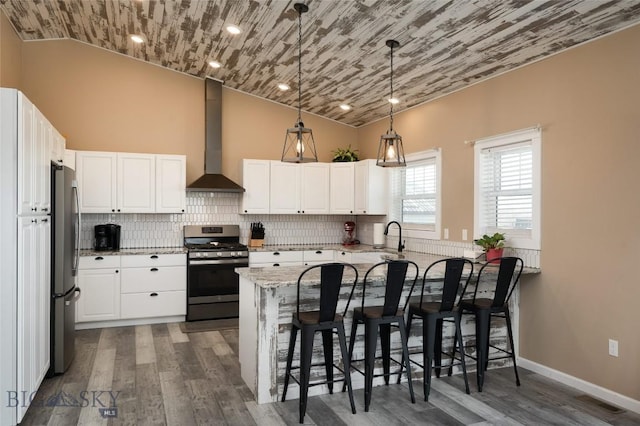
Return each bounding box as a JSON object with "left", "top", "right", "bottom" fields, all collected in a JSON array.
[
  {"left": 300, "top": 163, "right": 330, "bottom": 214},
  {"left": 330, "top": 162, "right": 355, "bottom": 214},
  {"left": 241, "top": 159, "right": 270, "bottom": 214},
  {"left": 17, "top": 95, "right": 52, "bottom": 216},
  {"left": 155, "top": 155, "right": 186, "bottom": 213},
  {"left": 76, "top": 151, "right": 118, "bottom": 213},
  {"left": 77, "top": 151, "right": 185, "bottom": 214},
  {"left": 34, "top": 107, "right": 51, "bottom": 214},
  {"left": 17, "top": 94, "right": 35, "bottom": 215},
  {"left": 51, "top": 127, "right": 65, "bottom": 166},
  {"left": 118, "top": 153, "right": 155, "bottom": 213},
  {"left": 354, "top": 159, "right": 388, "bottom": 215},
  {"left": 270, "top": 161, "right": 301, "bottom": 214}
]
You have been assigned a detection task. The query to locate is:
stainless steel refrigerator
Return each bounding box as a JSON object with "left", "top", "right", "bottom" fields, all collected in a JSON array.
[{"left": 49, "top": 164, "right": 81, "bottom": 375}]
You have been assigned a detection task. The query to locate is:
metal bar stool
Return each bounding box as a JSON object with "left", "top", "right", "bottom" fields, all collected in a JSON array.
[
  {"left": 400, "top": 257, "right": 473, "bottom": 401},
  {"left": 344, "top": 260, "right": 418, "bottom": 412},
  {"left": 281, "top": 262, "right": 359, "bottom": 424},
  {"left": 451, "top": 256, "right": 524, "bottom": 392}
]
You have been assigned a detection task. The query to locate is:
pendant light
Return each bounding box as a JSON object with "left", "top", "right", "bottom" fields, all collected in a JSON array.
[
  {"left": 377, "top": 39, "right": 406, "bottom": 167},
  {"left": 281, "top": 3, "right": 318, "bottom": 163}
]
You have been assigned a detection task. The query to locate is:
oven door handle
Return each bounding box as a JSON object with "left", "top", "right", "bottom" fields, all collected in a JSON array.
[{"left": 188, "top": 258, "right": 249, "bottom": 266}]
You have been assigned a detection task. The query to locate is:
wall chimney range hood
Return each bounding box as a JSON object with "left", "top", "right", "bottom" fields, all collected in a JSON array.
[{"left": 186, "top": 79, "right": 245, "bottom": 192}]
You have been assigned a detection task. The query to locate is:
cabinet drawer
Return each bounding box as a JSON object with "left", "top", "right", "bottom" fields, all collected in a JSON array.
[
  {"left": 120, "top": 290, "right": 186, "bottom": 319},
  {"left": 303, "top": 249, "right": 335, "bottom": 265},
  {"left": 251, "top": 261, "right": 301, "bottom": 268},
  {"left": 303, "top": 250, "right": 334, "bottom": 262},
  {"left": 334, "top": 251, "right": 353, "bottom": 262},
  {"left": 121, "top": 253, "right": 185, "bottom": 268},
  {"left": 250, "top": 251, "right": 303, "bottom": 264},
  {"left": 79, "top": 255, "right": 121, "bottom": 269},
  {"left": 120, "top": 266, "right": 186, "bottom": 293}
]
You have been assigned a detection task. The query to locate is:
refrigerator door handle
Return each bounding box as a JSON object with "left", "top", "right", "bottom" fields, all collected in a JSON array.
[{"left": 72, "top": 180, "right": 81, "bottom": 276}]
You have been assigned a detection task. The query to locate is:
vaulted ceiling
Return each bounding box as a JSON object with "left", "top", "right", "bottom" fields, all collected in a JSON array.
[{"left": 3, "top": 0, "right": 640, "bottom": 127}]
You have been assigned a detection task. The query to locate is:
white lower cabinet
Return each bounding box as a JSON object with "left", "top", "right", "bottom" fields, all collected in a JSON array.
[
  {"left": 77, "top": 256, "right": 121, "bottom": 322},
  {"left": 334, "top": 250, "right": 353, "bottom": 262},
  {"left": 120, "top": 254, "right": 186, "bottom": 319},
  {"left": 303, "top": 249, "right": 334, "bottom": 266},
  {"left": 249, "top": 250, "right": 303, "bottom": 267},
  {"left": 77, "top": 253, "right": 186, "bottom": 324}
]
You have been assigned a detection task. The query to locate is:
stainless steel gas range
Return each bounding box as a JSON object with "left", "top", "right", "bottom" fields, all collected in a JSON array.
[{"left": 184, "top": 225, "right": 249, "bottom": 321}]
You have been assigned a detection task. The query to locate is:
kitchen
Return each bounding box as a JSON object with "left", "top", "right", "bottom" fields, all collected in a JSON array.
[{"left": 1, "top": 1, "right": 640, "bottom": 425}]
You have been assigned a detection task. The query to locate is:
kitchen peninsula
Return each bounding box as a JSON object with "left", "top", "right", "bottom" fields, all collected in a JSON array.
[{"left": 236, "top": 253, "right": 539, "bottom": 404}]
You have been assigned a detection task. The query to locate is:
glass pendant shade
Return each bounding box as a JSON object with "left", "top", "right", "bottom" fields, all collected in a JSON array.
[
  {"left": 282, "top": 121, "right": 318, "bottom": 163},
  {"left": 377, "top": 39, "right": 406, "bottom": 168},
  {"left": 282, "top": 3, "right": 318, "bottom": 163},
  {"left": 376, "top": 130, "right": 405, "bottom": 167}
]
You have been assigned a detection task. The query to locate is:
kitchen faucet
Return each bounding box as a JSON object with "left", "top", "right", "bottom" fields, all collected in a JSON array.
[{"left": 384, "top": 221, "right": 405, "bottom": 253}]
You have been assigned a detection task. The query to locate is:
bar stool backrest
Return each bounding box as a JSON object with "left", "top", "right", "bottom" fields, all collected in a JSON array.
[
  {"left": 409, "top": 258, "right": 474, "bottom": 312},
  {"left": 296, "top": 262, "right": 359, "bottom": 322},
  {"left": 362, "top": 260, "right": 419, "bottom": 316},
  {"left": 471, "top": 257, "right": 524, "bottom": 308}
]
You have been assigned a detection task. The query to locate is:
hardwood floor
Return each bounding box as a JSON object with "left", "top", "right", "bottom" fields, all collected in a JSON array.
[{"left": 20, "top": 324, "right": 640, "bottom": 425}]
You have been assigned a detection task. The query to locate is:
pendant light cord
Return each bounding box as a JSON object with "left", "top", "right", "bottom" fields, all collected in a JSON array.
[
  {"left": 297, "top": 7, "right": 302, "bottom": 125},
  {"left": 389, "top": 42, "right": 394, "bottom": 132}
]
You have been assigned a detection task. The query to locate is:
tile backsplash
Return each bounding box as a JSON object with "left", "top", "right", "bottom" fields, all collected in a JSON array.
[{"left": 80, "top": 192, "right": 540, "bottom": 268}]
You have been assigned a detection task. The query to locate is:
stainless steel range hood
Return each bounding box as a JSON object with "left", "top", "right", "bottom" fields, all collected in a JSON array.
[{"left": 186, "top": 79, "right": 245, "bottom": 192}]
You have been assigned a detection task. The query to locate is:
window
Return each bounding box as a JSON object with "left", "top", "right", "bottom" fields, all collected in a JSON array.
[
  {"left": 389, "top": 149, "right": 441, "bottom": 239},
  {"left": 474, "top": 127, "right": 541, "bottom": 250}
]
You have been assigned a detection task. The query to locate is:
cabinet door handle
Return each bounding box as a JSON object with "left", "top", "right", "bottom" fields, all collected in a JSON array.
[
  {"left": 273, "top": 263, "right": 280, "bottom": 267},
  {"left": 315, "top": 250, "right": 322, "bottom": 254},
  {"left": 117, "top": 209, "right": 121, "bottom": 212},
  {"left": 112, "top": 209, "right": 115, "bottom": 212},
  {"left": 31, "top": 219, "right": 37, "bottom": 223},
  {"left": 150, "top": 268, "right": 158, "bottom": 272},
  {"left": 42, "top": 218, "right": 48, "bottom": 223},
  {"left": 95, "top": 256, "right": 104, "bottom": 260},
  {"left": 150, "top": 255, "right": 159, "bottom": 259},
  {"left": 273, "top": 252, "right": 280, "bottom": 256},
  {"left": 181, "top": 209, "right": 184, "bottom": 212},
  {"left": 41, "top": 207, "right": 48, "bottom": 212},
  {"left": 115, "top": 270, "right": 119, "bottom": 273},
  {"left": 150, "top": 292, "right": 158, "bottom": 297}
]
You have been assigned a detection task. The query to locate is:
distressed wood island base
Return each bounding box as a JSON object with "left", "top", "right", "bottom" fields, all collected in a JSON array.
[{"left": 236, "top": 256, "right": 538, "bottom": 404}]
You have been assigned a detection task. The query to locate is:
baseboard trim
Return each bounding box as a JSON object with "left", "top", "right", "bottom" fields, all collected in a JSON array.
[
  {"left": 519, "top": 358, "right": 640, "bottom": 414},
  {"left": 75, "top": 315, "right": 185, "bottom": 330}
]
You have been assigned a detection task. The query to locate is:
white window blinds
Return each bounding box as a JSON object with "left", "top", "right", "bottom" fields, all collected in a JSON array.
[
  {"left": 478, "top": 142, "right": 533, "bottom": 237},
  {"left": 474, "top": 127, "right": 541, "bottom": 249},
  {"left": 390, "top": 157, "right": 437, "bottom": 229}
]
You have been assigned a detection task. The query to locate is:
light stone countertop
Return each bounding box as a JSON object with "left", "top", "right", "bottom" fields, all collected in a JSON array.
[
  {"left": 80, "top": 247, "right": 187, "bottom": 257},
  {"left": 236, "top": 251, "right": 540, "bottom": 289},
  {"left": 249, "top": 243, "right": 391, "bottom": 253}
]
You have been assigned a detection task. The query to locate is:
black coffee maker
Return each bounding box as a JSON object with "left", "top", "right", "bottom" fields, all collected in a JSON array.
[{"left": 94, "top": 224, "right": 121, "bottom": 251}]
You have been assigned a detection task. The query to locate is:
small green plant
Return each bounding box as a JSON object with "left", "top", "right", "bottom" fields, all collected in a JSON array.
[
  {"left": 331, "top": 145, "right": 359, "bottom": 162},
  {"left": 473, "top": 232, "right": 506, "bottom": 251}
]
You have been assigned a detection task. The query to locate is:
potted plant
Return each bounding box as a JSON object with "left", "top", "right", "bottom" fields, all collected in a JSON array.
[
  {"left": 473, "top": 232, "right": 506, "bottom": 263},
  {"left": 331, "top": 145, "right": 359, "bottom": 162}
]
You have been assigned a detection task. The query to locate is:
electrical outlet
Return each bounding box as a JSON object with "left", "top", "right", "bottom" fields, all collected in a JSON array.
[
  {"left": 462, "top": 229, "right": 468, "bottom": 241},
  {"left": 443, "top": 228, "right": 449, "bottom": 239},
  {"left": 608, "top": 339, "right": 619, "bottom": 357}
]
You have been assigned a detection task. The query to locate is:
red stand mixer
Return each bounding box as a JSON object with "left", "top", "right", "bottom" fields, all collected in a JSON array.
[{"left": 342, "top": 221, "right": 358, "bottom": 246}]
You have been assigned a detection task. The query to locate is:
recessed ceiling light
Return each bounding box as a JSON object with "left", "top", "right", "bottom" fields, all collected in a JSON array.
[
  {"left": 130, "top": 35, "right": 144, "bottom": 44},
  {"left": 340, "top": 104, "right": 351, "bottom": 111},
  {"left": 388, "top": 97, "right": 400, "bottom": 105},
  {"left": 278, "top": 83, "right": 290, "bottom": 91},
  {"left": 208, "top": 60, "right": 222, "bottom": 69},
  {"left": 226, "top": 25, "right": 241, "bottom": 35}
]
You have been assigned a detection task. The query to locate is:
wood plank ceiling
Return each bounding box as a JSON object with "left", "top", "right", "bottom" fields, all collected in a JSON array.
[{"left": 2, "top": 0, "right": 640, "bottom": 127}]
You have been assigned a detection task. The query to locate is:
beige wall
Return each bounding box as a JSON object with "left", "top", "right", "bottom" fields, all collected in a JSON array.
[
  {"left": 359, "top": 25, "right": 640, "bottom": 400},
  {"left": 8, "top": 10, "right": 640, "bottom": 400},
  {"left": 0, "top": 11, "right": 22, "bottom": 89},
  {"left": 18, "top": 39, "right": 356, "bottom": 185}
]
